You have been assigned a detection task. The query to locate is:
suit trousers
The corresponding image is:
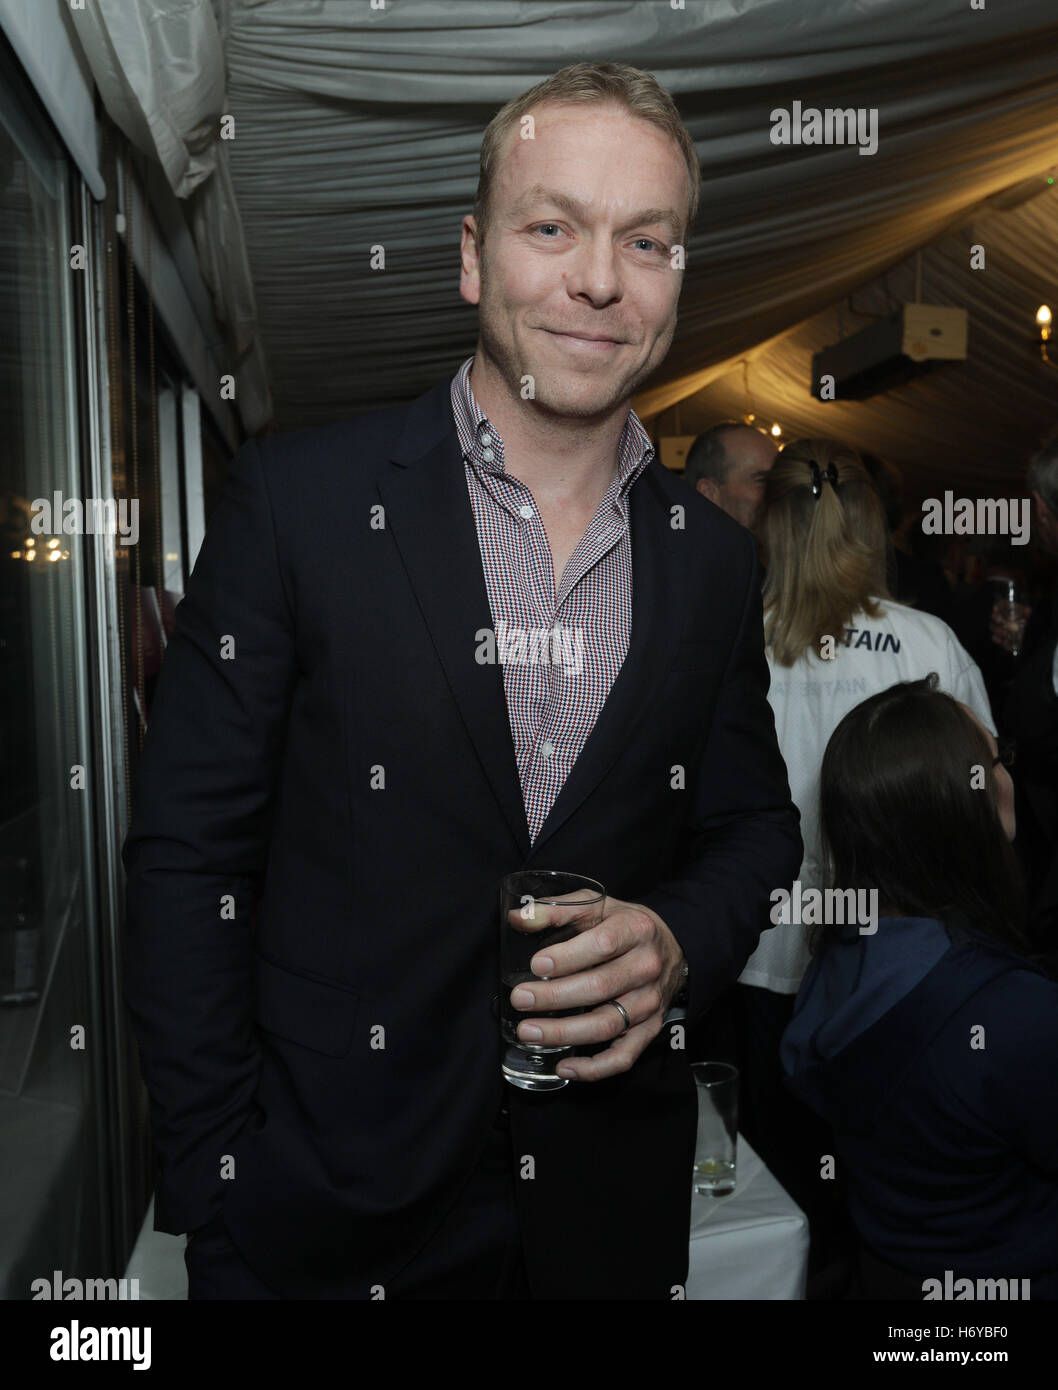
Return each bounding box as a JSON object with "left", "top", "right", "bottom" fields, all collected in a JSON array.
[{"left": 184, "top": 1102, "right": 531, "bottom": 1300}]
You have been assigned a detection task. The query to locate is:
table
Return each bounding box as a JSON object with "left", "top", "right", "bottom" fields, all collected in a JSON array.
[{"left": 686, "top": 1133, "right": 809, "bottom": 1299}]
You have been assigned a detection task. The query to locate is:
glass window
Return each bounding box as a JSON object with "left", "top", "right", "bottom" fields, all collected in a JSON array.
[{"left": 0, "top": 43, "right": 108, "bottom": 1295}]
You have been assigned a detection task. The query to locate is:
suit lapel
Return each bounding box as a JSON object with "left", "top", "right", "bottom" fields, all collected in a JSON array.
[
  {"left": 378, "top": 382, "right": 531, "bottom": 858},
  {"left": 378, "top": 379, "right": 685, "bottom": 865}
]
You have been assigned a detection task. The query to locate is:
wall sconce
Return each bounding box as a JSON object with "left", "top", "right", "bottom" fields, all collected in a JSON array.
[{"left": 1037, "top": 304, "right": 1054, "bottom": 368}]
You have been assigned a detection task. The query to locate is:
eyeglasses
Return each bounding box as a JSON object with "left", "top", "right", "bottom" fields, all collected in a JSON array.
[{"left": 992, "top": 738, "right": 1017, "bottom": 769}]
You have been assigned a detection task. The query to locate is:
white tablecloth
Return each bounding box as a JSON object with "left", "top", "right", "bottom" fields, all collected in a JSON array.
[{"left": 686, "top": 1134, "right": 809, "bottom": 1300}]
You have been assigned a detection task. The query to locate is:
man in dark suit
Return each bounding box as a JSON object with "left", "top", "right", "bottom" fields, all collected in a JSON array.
[{"left": 122, "top": 60, "right": 801, "bottom": 1301}]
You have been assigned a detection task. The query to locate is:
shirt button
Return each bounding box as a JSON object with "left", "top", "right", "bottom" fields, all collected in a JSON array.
[
  {"left": 540, "top": 740, "right": 555, "bottom": 758},
  {"left": 481, "top": 447, "right": 495, "bottom": 463},
  {"left": 519, "top": 504, "right": 534, "bottom": 519}
]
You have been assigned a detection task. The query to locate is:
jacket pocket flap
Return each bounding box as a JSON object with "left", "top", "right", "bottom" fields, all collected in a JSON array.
[{"left": 254, "top": 953, "right": 360, "bottom": 1058}]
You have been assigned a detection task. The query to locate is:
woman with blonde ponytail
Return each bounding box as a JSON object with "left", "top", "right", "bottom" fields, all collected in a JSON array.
[
  {"left": 731, "top": 437, "right": 995, "bottom": 1289},
  {"left": 759, "top": 439, "right": 890, "bottom": 667}
]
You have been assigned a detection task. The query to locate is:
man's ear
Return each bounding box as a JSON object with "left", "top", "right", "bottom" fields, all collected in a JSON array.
[
  {"left": 460, "top": 215, "right": 483, "bottom": 306},
  {"left": 696, "top": 477, "right": 721, "bottom": 506}
]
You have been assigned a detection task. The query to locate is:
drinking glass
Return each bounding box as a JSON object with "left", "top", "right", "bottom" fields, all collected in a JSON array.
[
  {"left": 692, "top": 1062, "right": 739, "bottom": 1196},
  {"left": 499, "top": 870, "right": 605, "bottom": 1092},
  {"left": 991, "top": 577, "right": 1030, "bottom": 657}
]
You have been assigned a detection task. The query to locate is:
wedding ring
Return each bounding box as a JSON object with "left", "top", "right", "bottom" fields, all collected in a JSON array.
[{"left": 604, "top": 999, "right": 632, "bottom": 1033}]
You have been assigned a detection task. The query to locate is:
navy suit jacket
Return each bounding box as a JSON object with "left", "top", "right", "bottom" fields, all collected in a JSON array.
[{"left": 121, "top": 373, "right": 801, "bottom": 1299}]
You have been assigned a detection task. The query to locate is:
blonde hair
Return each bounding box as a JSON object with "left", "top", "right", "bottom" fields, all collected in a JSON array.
[
  {"left": 473, "top": 62, "right": 700, "bottom": 247},
  {"left": 760, "top": 438, "right": 892, "bottom": 667}
]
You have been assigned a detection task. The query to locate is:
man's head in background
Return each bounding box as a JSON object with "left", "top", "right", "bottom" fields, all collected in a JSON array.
[
  {"left": 459, "top": 62, "right": 700, "bottom": 424},
  {"left": 1028, "top": 432, "right": 1058, "bottom": 559},
  {"left": 683, "top": 422, "right": 778, "bottom": 533}
]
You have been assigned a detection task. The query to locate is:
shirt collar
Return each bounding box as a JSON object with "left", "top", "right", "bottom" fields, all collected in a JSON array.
[{"left": 449, "top": 355, "right": 654, "bottom": 501}]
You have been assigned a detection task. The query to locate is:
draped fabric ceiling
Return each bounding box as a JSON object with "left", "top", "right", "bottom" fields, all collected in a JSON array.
[
  {"left": 78, "top": 0, "right": 1058, "bottom": 497},
  {"left": 70, "top": 0, "right": 273, "bottom": 432},
  {"left": 658, "top": 187, "right": 1058, "bottom": 504}
]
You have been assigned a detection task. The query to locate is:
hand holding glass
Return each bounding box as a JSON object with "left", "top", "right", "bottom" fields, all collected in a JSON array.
[{"left": 499, "top": 871, "right": 605, "bottom": 1092}]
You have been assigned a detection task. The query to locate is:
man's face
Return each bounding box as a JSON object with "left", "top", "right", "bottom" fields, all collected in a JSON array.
[
  {"left": 696, "top": 428, "right": 778, "bottom": 532},
  {"left": 460, "top": 102, "right": 690, "bottom": 420}
]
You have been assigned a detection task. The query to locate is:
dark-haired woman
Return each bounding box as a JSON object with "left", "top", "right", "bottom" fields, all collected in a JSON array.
[
  {"left": 733, "top": 439, "right": 994, "bottom": 1284},
  {"left": 782, "top": 677, "right": 1058, "bottom": 1298}
]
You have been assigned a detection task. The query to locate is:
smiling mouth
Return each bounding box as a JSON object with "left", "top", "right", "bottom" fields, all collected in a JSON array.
[{"left": 543, "top": 329, "right": 625, "bottom": 346}]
